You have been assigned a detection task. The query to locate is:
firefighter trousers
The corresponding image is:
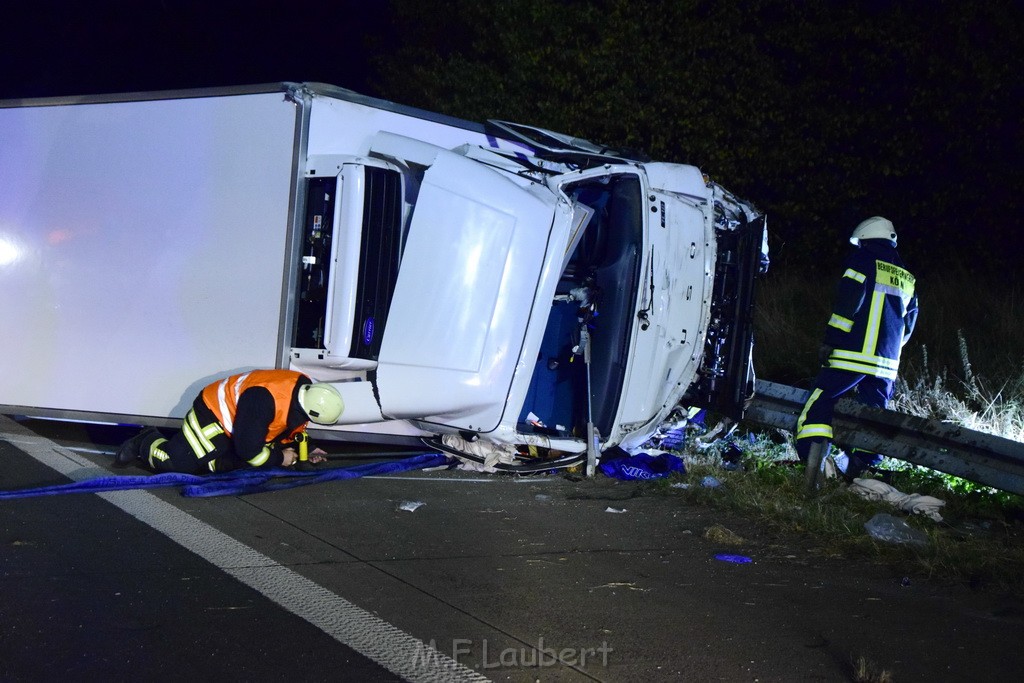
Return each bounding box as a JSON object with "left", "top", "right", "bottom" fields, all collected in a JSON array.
[
  {"left": 136, "top": 398, "right": 232, "bottom": 474},
  {"left": 795, "top": 367, "right": 894, "bottom": 470}
]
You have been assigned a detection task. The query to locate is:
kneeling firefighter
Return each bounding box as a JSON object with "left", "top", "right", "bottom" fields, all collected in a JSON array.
[{"left": 115, "top": 369, "right": 344, "bottom": 473}]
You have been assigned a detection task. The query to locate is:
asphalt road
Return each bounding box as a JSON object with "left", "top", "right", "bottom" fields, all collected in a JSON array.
[{"left": 2, "top": 414, "right": 1023, "bottom": 682}]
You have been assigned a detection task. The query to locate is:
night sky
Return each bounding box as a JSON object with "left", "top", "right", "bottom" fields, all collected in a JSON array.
[{"left": 0, "top": 3, "right": 390, "bottom": 100}]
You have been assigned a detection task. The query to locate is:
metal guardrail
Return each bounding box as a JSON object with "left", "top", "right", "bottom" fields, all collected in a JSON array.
[{"left": 744, "top": 380, "right": 1024, "bottom": 496}]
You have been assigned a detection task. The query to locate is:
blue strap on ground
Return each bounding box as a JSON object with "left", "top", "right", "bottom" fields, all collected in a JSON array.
[
  {"left": 0, "top": 453, "right": 448, "bottom": 500},
  {"left": 183, "top": 453, "right": 449, "bottom": 498}
]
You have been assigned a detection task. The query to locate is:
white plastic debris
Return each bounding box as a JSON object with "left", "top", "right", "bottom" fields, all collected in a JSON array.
[
  {"left": 863, "top": 512, "right": 928, "bottom": 545},
  {"left": 605, "top": 507, "right": 627, "bottom": 513},
  {"left": 397, "top": 501, "right": 425, "bottom": 512},
  {"left": 850, "top": 478, "right": 945, "bottom": 522},
  {"left": 525, "top": 411, "right": 545, "bottom": 427},
  {"left": 442, "top": 433, "right": 519, "bottom": 471}
]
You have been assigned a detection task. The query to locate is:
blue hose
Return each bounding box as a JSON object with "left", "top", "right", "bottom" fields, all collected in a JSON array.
[{"left": 0, "top": 453, "right": 449, "bottom": 500}]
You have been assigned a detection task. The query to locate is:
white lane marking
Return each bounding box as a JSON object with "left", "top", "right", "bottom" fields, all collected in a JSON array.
[{"left": 1, "top": 417, "right": 489, "bottom": 683}]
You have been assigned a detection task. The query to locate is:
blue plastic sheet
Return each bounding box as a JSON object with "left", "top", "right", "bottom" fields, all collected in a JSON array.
[
  {"left": 659, "top": 428, "right": 687, "bottom": 451},
  {"left": 599, "top": 452, "right": 685, "bottom": 481},
  {"left": 715, "top": 554, "right": 753, "bottom": 564}
]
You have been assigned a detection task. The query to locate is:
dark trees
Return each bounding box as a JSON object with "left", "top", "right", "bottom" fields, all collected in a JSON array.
[{"left": 371, "top": 0, "right": 1023, "bottom": 274}]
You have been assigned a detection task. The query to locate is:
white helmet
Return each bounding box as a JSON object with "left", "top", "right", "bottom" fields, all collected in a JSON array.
[
  {"left": 298, "top": 383, "right": 344, "bottom": 425},
  {"left": 850, "top": 216, "right": 897, "bottom": 246}
]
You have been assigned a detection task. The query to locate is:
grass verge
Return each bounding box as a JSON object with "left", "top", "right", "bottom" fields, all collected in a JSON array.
[{"left": 651, "top": 428, "right": 1024, "bottom": 596}]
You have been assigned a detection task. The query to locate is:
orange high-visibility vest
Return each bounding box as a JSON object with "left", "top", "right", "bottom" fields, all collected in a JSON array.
[{"left": 201, "top": 369, "right": 306, "bottom": 441}]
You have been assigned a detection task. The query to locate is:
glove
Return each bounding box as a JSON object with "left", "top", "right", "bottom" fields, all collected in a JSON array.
[{"left": 817, "top": 344, "right": 834, "bottom": 367}]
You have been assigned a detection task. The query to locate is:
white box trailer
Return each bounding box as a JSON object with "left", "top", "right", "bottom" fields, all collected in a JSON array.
[{"left": 0, "top": 82, "right": 765, "bottom": 471}]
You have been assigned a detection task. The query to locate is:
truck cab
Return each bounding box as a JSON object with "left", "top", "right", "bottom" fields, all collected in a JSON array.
[{"left": 287, "top": 106, "right": 766, "bottom": 470}]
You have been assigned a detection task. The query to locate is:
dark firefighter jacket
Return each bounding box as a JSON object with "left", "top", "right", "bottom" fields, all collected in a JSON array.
[{"left": 823, "top": 239, "right": 919, "bottom": 379}]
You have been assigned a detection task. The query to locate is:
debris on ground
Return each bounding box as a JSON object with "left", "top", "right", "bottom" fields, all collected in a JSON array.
[
  {"left": 863, "top": 512, "right": 929, "bottom": 546},
  {"left": 644, "top": 407, "right": 707, "bottom": 452},
  {"left": 704, "top": 524, "right": 744, "bottom": 545},
  {"left": 714, "top": 554, "right": 753, "bottom": 564},
  {"left": 441, "top": 434, "right": 520, "bottom": 471},
  {"left": 599, "top": 451, "right": 685, "bottom": 481},
  {"left": 397, "top": 501, "right": 425, "bottom": 512},
  {"left": 594, "top": 582, "right": 649, "bottom": 592},
  {"left": 850, "top": 478, "right": 946, "bottom": 522}
]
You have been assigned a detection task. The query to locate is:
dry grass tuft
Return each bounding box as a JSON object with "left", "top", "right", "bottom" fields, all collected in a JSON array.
[
  {"left": 853, "top": 655, "right": 895, "bottom": 683},
  {"left": 893, "top": 331, "right": 1024, "bottom": 443}
]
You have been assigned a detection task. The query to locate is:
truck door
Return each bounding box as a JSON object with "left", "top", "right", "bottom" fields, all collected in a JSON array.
[{"left": 374, "top": 150, "right": 561, "bottom": 433}]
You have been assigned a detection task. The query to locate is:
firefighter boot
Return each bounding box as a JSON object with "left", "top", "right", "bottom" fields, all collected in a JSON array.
[
  {"left": 804, "top": 440, "right": 828, "bottom": 493},
  {"left": 114, "top": 427, "right": 160, "bottom": 468},
  {"left": 844, "top": 449, "right": 881, "bottom": 481}
]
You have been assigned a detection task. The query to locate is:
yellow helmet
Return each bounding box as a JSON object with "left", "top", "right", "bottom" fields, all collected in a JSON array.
[
  {"left": 298, "top": 383, "right": 344, "bottom": 425},
  {"left": 850, "top": 216, "right": 897, "bottom": 246}
]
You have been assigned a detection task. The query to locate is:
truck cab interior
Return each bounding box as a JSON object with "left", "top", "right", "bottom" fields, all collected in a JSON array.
[{"left": 517, "top": 173, "right": 643, "bottom": 440}]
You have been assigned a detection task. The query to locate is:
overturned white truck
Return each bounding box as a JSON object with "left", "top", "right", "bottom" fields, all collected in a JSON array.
[{"left": 0, "top": 82, "right": 765, "bottom": 472}]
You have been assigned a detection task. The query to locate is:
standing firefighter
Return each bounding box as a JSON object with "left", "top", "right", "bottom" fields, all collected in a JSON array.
[
  {"left": 115, "top": 369, "right": 343, "bottom": 473},
  {"left": 796, "top": 217, "right": 919, "bottom": 480}
]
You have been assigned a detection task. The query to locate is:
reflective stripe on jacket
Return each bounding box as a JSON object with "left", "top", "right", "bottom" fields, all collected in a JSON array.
[{"left": 201, "top": 369, "right": 305, "bottom": 442}]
